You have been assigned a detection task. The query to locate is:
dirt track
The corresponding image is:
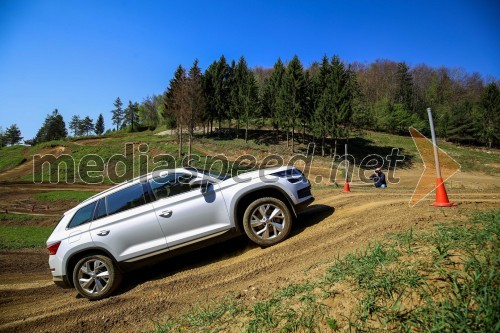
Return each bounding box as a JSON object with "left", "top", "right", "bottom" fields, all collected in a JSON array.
[{"left": 0, "top": 169, "right": 499, "bottom": 332}]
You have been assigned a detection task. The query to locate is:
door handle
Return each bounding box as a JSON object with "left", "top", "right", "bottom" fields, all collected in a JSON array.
[
  {"left": 97, "top": 230, "right": 110, "bottom": 236},
  {"left": 159, "top": 210, "right": 172, "bottom": 218}
]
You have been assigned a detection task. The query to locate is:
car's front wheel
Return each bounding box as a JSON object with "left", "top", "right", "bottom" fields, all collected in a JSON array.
[
  {"left": 243, "top": 197, "right": 293, "bottom": 247},
  {"left": 73, "top": 254, "right": 122, "bottom": 300}
]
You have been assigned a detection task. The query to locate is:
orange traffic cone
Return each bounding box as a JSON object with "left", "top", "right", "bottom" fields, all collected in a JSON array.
[
  {"left": 432, "top": 178, "right": 456, "bottom": 207},
  {"left": 341, "top": 178, "right": 351, "bottom": 193}
]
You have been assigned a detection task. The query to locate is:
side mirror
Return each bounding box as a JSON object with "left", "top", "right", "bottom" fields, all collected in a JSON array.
[{"left": 189, "top": 179, "right": 212, "bottom": 193}]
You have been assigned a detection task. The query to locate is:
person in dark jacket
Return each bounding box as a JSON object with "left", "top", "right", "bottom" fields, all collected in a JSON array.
[{"left": 369, "top": 168, "right": 387, "bottom": 188}]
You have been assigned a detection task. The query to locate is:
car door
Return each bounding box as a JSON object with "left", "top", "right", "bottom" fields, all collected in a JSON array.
[
  {"left": 149, "top": 172, "right": 231, "bottom": 248},
  {"left": 64, "top": 201, "right": 98, "bottom": 251},
  {"left": 89, "top": 183, "right": 168, "bottom": 262}
]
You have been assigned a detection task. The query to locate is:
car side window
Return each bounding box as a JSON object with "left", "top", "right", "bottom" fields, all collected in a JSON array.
[
  {"left": 106, "top": 183, "right": 146, "bottom": 216},
  {"left": 93, "top": 198, "right": 107, "bottom": 220},
  {"left": 67, "top": 201, "right": 97, "bottom": 229},
  {"left": 149, "top": 173, "right": 196, "bottom": 200}
]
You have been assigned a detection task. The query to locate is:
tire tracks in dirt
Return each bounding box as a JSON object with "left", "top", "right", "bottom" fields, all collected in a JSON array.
[{"left": 1, "top": 190, "right": 499, "bottom": 332}]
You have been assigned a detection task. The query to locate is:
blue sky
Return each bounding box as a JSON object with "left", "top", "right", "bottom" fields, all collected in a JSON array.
[{"left": 0, "top": 0, "right": 498, "bottom": 140}]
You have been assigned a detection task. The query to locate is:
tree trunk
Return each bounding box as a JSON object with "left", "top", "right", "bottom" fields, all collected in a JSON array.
[
  {"left": 321, "top": 136, "right": 325, "bottom": 157},
  {"left": 178, "top": 126, "right": 183, "bottom": 158},
  {"left": 188, "top": 132, "right": 192, "bottom": 160},
  {"left": 332, "top": 137, "right": 338, "bottom": 158},
  {"left": 245, "top": 118, "right": 249, "bottom": 143},
  {"left": 286, "top": 130, "right": 289, "bottom": 148},
  {"left": 218, "top": 116, "right": 222, "bottom": 138},
  {"left": 291, "top": 126, "right": 295, "bottom": 153}
]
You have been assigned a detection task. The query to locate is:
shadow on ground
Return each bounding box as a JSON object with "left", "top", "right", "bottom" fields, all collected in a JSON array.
[
  {"left": 200, "top": 129, "right": 415, "bottom": 169},
  {"left": 116, "top": 204, "right": 334, "bottom": 295}
]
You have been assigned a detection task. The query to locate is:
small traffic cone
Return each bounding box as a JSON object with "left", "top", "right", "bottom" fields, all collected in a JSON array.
[
  {"left": 341, "top": 178, "right": 351, "bottom": 193},
  {"left": 432, "top": 178, "right": 456, "bottom": 207}
]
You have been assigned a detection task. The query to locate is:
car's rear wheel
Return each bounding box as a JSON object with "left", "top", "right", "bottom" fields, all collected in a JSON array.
[
  {"left": 73, "top": 254, "right": 121, "bottom": 300},
  {"left": 243, "top": 197, "right": 292, "bottom": 247}
]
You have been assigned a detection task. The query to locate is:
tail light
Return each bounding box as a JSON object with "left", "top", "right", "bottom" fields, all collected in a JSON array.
[{"left": 47, "top": 241, "right": 61, "bottom": 255}]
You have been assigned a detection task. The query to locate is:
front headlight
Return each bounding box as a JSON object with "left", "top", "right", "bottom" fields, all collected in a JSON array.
[{"left": 271, "top": 168, "right": 306, "bottom": 184}]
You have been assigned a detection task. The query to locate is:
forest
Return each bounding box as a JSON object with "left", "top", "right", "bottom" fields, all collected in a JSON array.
[
  {"left": 122, "top": 55, "right": 499, "bottom": 155},
  {"left": 2, "top": 55, "right": 498, "bottom": 154}
]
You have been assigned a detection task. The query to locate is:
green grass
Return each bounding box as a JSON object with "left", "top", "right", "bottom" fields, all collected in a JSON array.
[
  {"left": 0, "top": 145, "right": 28, "bottom": 172},
  {"left": 1, "top": 130, "right": 498, "bottom": 182},
  {"left": 0, "top": 156, "right": 26, "bottom": 173},
  {"left": 34, "top": 190, "right": 98, "bottom": 202},
  {"left": 365, "top": 130, "right": 500, "bottom": 174},
  {"left": 21, "top": 136, "right": 186, "bottom": 183},
  {"left": 0, "top": 213, "right": 44, "bottom": 223},
  {"left": 0, "top": 225, "right": 54, "bottom": 249},
  {"left": 153, "top": 210, "right": 499, "bottom": 332}
]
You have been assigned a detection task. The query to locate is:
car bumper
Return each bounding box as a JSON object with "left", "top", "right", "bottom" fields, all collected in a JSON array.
[
  {"left": 53, "top": 275, "right": 72, "bottom": 288},
  {"left": 294, "top": 196, "right": 314, "bottom": 213}
]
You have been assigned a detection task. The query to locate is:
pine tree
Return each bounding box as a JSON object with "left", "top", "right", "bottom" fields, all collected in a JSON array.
[
  {"left": 230, "top": 56, "right": 259, "bottom": 142},
  {"left": 239, "top": 59, "right": 259, "bottom": 142},
  {"left": 124, "top": 101, "right": 139, "bottom": 132},
  {"left": 111, "top": 97, "right": 124, "bottom": 130},
  {"left": 79, "top": 116, "right": 94, "bottom": 136},
  {"left": 396, "top": 62, "right": 413, "bottom": 112},
  {"left": 95, "top": 114, "right": 105, "bottom": 135},
  {"left": 478, "top": 83, "right": 499, "bottom": 148},
  {"left": 268, "top": 58, "right": 286, "bottom": 136},
  {"left": 69, "top": 115, "right": 81, "bottom": 136},
  {"left": 446, "top": 101, "right": 476, "bottom": 144},
  {"left": 203, "top": 62, "right": 217, "bottom": 135},
  {"left": 187, "top": 59, "right": 205, "bottom": 158},
  {"left": 0, "top": 127, "right": 5, "bottom": 148},
  {"left": 312, "top": 56, "right": 331, "bottom": 156},
  {"left": 213, "top": 55, "right": 231, "bottom": 136},
  {"left": 164, "top": 65, "right": 187, "bottom": 135},
  {"left": 282, "top": 55, "right": 305, "bottom": 152},
  {"left": 317, "top": 56, "right": 350, "bottom": 157},
  {"left": 347, "top": 67, "right": 370, "bottom": 132},
  {"left": 167, "top": 65, "right": 189, "bottom": 157},
  {"left": 5, "top": 124, "right": 23, "bottom": 145},
  {"left": 34, "top": 109, "right": 67, "bottom": 143},
  {"left": 229, "top": 59, "right": 240, "bottom": 135}
]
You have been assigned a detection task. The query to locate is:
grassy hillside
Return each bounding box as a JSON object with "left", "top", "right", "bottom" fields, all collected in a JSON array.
[{"left": 0, "top": 130, "right": 498, "bottom": 183}]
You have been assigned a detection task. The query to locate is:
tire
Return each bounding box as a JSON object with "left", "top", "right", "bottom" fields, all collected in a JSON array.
[
  {"left": 243, "top": 197, "right": 293, "bottom": 247},
  {"left": 72, "top": 254, "right": 122, "bottom": 301}
]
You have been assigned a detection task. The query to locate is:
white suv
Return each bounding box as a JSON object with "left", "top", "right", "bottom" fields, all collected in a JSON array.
[{"left": 46, "top": 166, "right": 314, "bottom": 300}]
